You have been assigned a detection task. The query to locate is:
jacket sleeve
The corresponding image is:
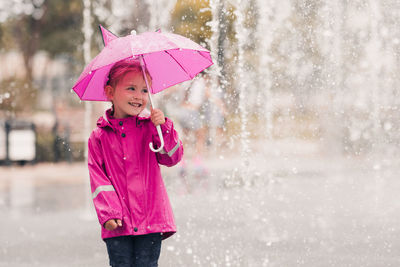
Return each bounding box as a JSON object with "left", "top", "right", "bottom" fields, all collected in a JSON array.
[
  {"left": 88, "top": 130, "right": 123, "bottom": 227},
  {"left": 152, "top": 117, "right": 184, "bottom": 167}
]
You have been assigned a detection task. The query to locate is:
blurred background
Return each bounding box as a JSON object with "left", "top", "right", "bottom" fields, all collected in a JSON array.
[{"left": 1, "top": 0, "right": 400, "bottom": 266}]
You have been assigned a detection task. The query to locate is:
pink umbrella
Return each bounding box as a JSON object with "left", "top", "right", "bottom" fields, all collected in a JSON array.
[{"left": 72, "top": 25, "right": 213, "bottom": 152}]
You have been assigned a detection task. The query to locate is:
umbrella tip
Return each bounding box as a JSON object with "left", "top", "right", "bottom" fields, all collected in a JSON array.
[{"left": 130, "top": 30, "right": 137, "bottom": 36}]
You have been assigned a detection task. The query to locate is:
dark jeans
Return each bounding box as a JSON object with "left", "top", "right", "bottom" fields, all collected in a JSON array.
[{"left": 104, "top": 233, "right": 162, "bottom": 267}]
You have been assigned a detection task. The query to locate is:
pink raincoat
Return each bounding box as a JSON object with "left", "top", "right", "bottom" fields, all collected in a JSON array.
[{"left": 88, "top": 108, "right": 183, "bottom": 240}]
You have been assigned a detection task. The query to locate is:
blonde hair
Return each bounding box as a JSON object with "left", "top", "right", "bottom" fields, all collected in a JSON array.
[{"left": 107, "top": 58, "right": 151, "bottom": 88}]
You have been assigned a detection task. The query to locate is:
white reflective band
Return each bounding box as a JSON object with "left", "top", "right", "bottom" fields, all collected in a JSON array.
[
  {"left": 92, "top": 185, "right": 115, "bottom": 199},
  {"left": 158, "top": 142, "right": 180, "bottom": 157}
]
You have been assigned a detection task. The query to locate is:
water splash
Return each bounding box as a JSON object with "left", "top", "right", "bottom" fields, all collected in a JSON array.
[
  {"left": 232, "top": 1, "right": 251, "bottom": 185},
  {"left": 144, "top": 0, "right": 177, "bottom": 31}
]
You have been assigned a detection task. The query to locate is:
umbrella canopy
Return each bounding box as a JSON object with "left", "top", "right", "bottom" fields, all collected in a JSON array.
[{"left": 72, "top": 25, "right": 213, "bottom": 101}]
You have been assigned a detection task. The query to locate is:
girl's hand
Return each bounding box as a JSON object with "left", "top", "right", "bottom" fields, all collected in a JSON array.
[
  {"left": 104, "top": 219, "right": 122, "bottom": 231},
  {"left": 151, "top": 108, "right": 166, "bottom": 127}
]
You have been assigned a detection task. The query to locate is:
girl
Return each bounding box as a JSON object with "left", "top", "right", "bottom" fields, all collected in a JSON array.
[{"left": 88, "top": 59, "right": 183, "bottom": 266}]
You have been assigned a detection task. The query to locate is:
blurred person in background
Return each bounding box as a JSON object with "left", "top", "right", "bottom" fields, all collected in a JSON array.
[
  {"left": 203, "top": 75, "right": 227, "bottom": 151},
  {"left": 176, "top": 73, "right": 208, "bottom": 178}
]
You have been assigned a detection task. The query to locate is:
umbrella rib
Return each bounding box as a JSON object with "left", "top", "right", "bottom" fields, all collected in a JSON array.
[{"left": 164, "top": 50, "right": 193, "bottom": 79}]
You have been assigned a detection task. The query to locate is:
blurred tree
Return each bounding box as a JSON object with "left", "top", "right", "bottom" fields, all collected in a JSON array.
[
  {"left": 1, "top": 0, "right": 83, "bottom": 83},
  {"left": 39, "top": 0, "right": 83, "bottom": 58},
  {"left": 170, "top": 0, "right": 212, "bottom": 46},
  {"left": 0, "top": 0, "right": 84, "bottom": 116}
]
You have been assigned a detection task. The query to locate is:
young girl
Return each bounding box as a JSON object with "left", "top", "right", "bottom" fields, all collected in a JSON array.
[{"left": 88, "top": 59, "right": 183, "bottom": 266}]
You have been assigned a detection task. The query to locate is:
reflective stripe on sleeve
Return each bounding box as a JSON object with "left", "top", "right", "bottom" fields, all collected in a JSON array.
[
  {"left": 92, "top": 185, "right": 115, "bottom": 199},
  {"left": 158, "top": 141, "right": 180, "bottom": 157}
]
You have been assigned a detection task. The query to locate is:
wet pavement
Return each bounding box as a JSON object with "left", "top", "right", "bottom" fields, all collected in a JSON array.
[{"left": 1, "top": 139, "right": 400, "bottom": 266}]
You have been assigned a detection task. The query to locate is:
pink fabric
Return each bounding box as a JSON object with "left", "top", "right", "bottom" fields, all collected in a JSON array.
[
  {"left": 88, "top": 109, "right": 183, "bottom": 240},
  {"left": 99, "top": 25, "right": 118, "bottom": 46},
  {"left": 72, "top": 30, "right": 213, "bottom": 101}
]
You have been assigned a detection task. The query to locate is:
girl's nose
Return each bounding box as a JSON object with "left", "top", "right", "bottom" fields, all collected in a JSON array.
[{"left": 132, "top": 91, "right": 141, "bottom": 99}]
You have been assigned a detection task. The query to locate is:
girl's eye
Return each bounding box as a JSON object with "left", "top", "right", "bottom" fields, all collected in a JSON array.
[
  {"left": 128, "top": 87, "right": 135, "bottom": 91},
  {"left": 142, "top": 89, "right": 148, "bottom": 93}
]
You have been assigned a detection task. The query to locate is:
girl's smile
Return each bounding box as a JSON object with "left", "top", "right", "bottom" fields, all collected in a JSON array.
[{"left": 129, "top": 102, "right": 142, "bottom": 107}]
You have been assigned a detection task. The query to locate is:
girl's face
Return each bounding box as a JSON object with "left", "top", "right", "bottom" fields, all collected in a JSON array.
[{"left": 106, "top": 71, "right": 149, "bottom": 118}]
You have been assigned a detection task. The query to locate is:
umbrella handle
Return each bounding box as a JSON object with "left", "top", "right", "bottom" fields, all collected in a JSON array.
[
  {"left": 150, "top": 125, "right": 164, "bottom": 152},
  {"left": 138, "top": 54, "right": 165, "bottom": 153}
]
